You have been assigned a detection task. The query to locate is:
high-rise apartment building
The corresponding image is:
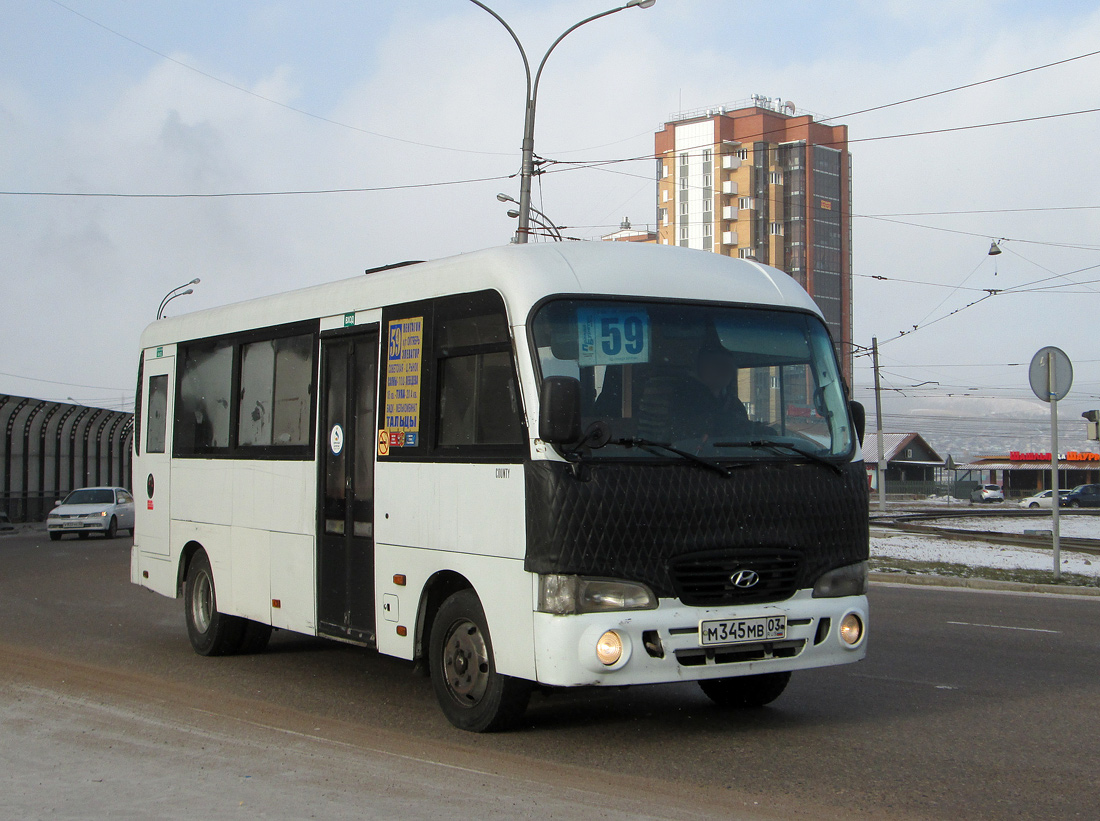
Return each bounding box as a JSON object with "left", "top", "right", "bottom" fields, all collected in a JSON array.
[{"left": 654, "top": 96, "right": 852, "bottom": 382}]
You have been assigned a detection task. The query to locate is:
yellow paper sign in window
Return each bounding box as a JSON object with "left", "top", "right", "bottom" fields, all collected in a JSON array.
[{"left": 384, "top": 316, "right": 423, "bottom": 448}]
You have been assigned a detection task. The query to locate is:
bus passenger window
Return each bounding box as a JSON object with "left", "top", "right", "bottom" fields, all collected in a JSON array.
[
  {"left": 176, "top": 341, "right": 232, "bottom": 452},
  {"left": 239, "top": 333, "right": 313, "bottom": 447}
]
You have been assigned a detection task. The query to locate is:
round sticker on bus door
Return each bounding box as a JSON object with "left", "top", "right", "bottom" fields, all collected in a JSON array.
[{"left": 330, "top": 424, "right": 344, "bottom": 456}]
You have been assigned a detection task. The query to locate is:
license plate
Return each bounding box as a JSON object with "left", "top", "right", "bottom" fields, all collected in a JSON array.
[
  {"left": 64, "top": 521, "right": 83, "bottom": 528},
  {"left": 699, "top": 615, "right": 786, "bottom": 646}
]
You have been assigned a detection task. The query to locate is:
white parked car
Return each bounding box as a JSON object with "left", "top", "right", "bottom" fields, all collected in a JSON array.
[
  {"left": 1017, "top": 489, "right": 1069, "bottom": 509},
  {"left": 969, "top": 484, "right": 1005, "bottom": 503},
  {"left": 47, "top": 487, "right": 135, "bottom": 541}
]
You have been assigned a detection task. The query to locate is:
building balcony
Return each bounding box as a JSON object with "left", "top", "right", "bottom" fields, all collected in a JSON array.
[
  {"left": 722, "top": 180, "right": 738, "bottom": 196},
  {"left": 722, "top": 231, "right": 738, "bottom": 246},
  {"left": 722, "top": 205, "right": 738, "bottom": 221},
  {"left": 722, "top": 155, "right": 742, "bottom": 171}
]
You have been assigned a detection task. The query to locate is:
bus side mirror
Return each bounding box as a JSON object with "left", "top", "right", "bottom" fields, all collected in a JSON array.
[
  {"left": 539, "top": 377, "right": 582, "bottom": 444},
  {"left": 849, "top": 400, "right": 866, "bottom": 447}
]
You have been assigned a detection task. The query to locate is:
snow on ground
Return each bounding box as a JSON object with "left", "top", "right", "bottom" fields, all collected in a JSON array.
[
  {"left": 932, "top": 515, "right": 1099, "bottom": 538},
  {"left": 870, "top": 530, "right": 1100, "bottom": 578}
]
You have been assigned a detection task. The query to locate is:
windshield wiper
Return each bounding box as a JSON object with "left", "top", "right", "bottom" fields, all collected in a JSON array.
[
  {"left": 610, "top": 437, "right": 734, "bottom": 478},
  {"left": 713, "top": 439, "right": 843, "bottom": 475}
]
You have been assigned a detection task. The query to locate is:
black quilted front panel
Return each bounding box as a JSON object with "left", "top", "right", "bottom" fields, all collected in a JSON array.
[
  {"left": 669, "top": 547, "right": 802, "bottom": 606},
  {"left": 524, "top": 459, "right": 869, "bottom": 599}
]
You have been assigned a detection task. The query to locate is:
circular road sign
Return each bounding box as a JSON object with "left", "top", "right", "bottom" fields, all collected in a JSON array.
[{"left": 1029, "top": 346, "right": 1073, "bottom": 402}]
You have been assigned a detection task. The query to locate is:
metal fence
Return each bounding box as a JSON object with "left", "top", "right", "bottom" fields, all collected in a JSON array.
[{"left": 0, "top": 394, "right": 132, "bottom": 523}]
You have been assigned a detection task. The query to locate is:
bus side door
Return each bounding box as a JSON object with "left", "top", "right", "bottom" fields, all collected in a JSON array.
[
  {"left": 318, "top": 329, "right": 379, "bottom": 645},
  {"left": 137, "top": 350, "right": 173, "bottom": 558}
]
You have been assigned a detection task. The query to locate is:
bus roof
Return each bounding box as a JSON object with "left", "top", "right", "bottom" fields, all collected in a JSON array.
[{"left": 140, "top": 242, "right": 822, "bottom": 348}]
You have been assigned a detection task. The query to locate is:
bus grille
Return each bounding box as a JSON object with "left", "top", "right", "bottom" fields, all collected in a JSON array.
[{"left": 668, "top": 548, "right": 802, "bottom": 606}]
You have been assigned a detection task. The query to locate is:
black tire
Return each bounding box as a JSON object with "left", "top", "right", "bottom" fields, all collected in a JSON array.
[
  {"left": 104, "top": 516, "right": 117, "bottom": 539},
  {"left": 699, "top": 671, "right": 792, "bottom": 708},
  {"left": 429, "top": 589, "right": 530, "bottom": 732},
  {"left": 1029, "top": 503, "right": 1039, "bottom": 509},
  {"left": 236, "top": 620, "right": 273, "bottom": 654},
  {"left": 49, "top": 531, "right": 62, "bottom": 541},
  {"left": 184, "top": 550, "right": 245, "bottom": 656}
]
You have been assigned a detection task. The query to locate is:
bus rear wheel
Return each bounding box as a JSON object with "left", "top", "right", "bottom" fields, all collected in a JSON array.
[
  {"left": 429, "top": 589, "right": 530, "bottom": 732},
  {"left": 184, "top": 550, "right": 245, "bottom": 656},
  {"left": 699, "top": 671, "right": 791, "bottom": 708}
]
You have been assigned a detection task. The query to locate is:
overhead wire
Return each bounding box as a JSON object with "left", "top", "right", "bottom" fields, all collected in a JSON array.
[
  {"left": 0, "top": 368, "right": 132, "bottom": 393},
  {"left": 0, "top": 173, "right": 517, "bottom": 199},
  {"left": 816, "top": 47, "right": 1100, "bottom": 122}
]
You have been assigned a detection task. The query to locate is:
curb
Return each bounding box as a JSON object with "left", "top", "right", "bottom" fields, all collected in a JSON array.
[{"left": 870, "top": 571, "right": 1100, "bottom": 597}]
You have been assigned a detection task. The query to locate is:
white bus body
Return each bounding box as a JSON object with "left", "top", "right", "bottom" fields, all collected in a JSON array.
[{"left": 132, "top": 242, "right": 869, "bottom": 731}]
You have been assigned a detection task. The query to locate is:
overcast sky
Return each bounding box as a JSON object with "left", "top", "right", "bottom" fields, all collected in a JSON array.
[{"left": 4, "top": 0, "right": 1100, "bottom": 453}]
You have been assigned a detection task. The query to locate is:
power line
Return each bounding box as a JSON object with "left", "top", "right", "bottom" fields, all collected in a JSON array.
[
  {"left": 0, "top": 369, "right": 131, "bottom": 393},
  {"left": 863, "top": 205, "right": 1100, "bottom": 217},
  {"left": 548, "top": 103, "right": 1100, "bottom": 174},
  {"left": 0, "top": 172, "right": 515, "bottom": 199},
  {"left": 855, "top": 214, "right": 1100, "bottom": 251},
  {"left": 848, "top": 106, "right": 1100, "bottom": 145},
  {"left": 818, "top": 48, "right": 1100, "bottom": 122}
]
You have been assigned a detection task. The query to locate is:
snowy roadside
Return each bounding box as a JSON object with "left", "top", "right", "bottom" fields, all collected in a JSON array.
[{"left": 871, "top": 528, "right": 1100, "bottom": 580}]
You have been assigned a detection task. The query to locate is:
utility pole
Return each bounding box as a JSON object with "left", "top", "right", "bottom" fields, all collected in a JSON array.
[{"left": 872, "top": 337, "right": 886, "bottom": 511}]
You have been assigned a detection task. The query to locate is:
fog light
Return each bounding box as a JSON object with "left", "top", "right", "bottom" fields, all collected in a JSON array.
[
  {"left": 595, "top": 630, "right": 623, "bottom": 666},
  {"left": 840, "top": 613, "right": 863, "bottom": 646}
]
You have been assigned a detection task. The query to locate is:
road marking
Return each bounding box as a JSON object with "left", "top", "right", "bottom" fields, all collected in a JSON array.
[
  {"left": 947, "top": 620, "right": 1060, "bottom": 634},
  {"left": 851, "top": 672, "right": 960, "bottom": 689}
]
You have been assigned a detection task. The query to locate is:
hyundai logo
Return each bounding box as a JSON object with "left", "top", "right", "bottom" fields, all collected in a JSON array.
[{"left": 730, "top": 569, "right": 760, "bottom": 589}]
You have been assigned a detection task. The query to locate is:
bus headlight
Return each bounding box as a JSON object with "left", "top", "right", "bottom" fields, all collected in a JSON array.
[
  {"left": 812, "top": 561, "right": 868, "bottom": 598},
  {"left": 537, "top": 575, "right": 657, "bottom": 615}
]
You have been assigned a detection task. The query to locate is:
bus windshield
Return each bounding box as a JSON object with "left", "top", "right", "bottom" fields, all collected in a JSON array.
[{"left": 531, "top": 299, "right": 854, "bottom": 461}]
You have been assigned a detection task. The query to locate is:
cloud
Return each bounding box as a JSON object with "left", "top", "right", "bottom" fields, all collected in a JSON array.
[{"left": 3, "top": 0, "right": 1100, "bottom": 435}]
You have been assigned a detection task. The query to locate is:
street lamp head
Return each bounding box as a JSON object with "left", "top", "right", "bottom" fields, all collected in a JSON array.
[
  {"left": 496, "top": 193, "right": 517, "bottom": 204},
  {"left": 988, "top": 240, "right": 1002, "bottom": 256},
  {"left": 625, "top": 0, "right": 656, "bottom": 8},
  {"left": 506, "top": 209, "right": 520, "bottom": 219},
  {"left": 189, "top": 277, "right": 201, "bottom": 285}
]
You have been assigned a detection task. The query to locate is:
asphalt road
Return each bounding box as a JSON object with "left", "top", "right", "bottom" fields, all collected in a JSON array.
[{"left": 2, "top": 528, "right": 1098, "bottom": 820}]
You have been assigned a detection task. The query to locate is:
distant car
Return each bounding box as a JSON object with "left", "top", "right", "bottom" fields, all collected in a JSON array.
[
  {"left": 970, "top": 484, "right": 1004, "bottom": 503},
  {"left": 46, "top": 487, "right": 135, "bottom": 541},
  {"left": 1018, "top": 489, "right": 1069, "bottom": 509},
  {"left": 1063, "top": 484, "right": 1100, "bottom": 508}
]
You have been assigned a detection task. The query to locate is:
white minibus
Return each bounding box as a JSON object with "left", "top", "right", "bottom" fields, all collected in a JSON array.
[{"left": 132, "top": 241, "right": 869, "bottom": 731}]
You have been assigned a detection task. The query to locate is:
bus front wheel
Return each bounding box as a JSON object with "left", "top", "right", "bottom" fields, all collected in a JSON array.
[
  {"left": 184, "top": 550, "right": 245, "bottom": 656},
  {"left": 429, "top": 589, "right": 530, "bottom": 732},
  {"left": 698, "top": 671, "right": 791, "bottom": 708}
]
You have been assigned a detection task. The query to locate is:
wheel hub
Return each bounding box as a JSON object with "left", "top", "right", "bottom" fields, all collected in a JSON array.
[{"left": 443, "top": 620, "right": 489, "bottom": 705}]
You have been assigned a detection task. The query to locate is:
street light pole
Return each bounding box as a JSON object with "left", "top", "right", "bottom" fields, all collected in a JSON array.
[
  {"left": 469, "top": 0, "right": 656, "bottom": 243},
  {"left": 497, "top": 192, "right": 563, "bottom": 240},
  {"left": 872, "top": 336, "right": 887, "bottom": 512},
  {"left": 157, "top": 278, "right": 200, "bottom": 320}
]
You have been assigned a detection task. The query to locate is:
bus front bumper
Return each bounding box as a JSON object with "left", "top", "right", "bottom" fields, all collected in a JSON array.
[{"left": 531, "top": 589, "right": 867, "bottom": 688}]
